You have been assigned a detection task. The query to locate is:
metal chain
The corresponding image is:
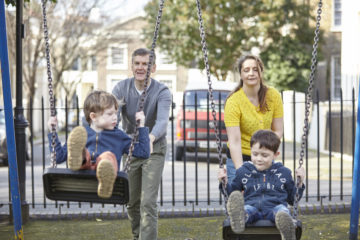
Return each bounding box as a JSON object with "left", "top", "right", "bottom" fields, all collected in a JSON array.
[
  {"left": 195, "top": 0, "right": 228, "bottom": 205},
  {"left": 293, "top": 0, "right": 322, "bottom": 220},
  {"left": 41, "top": 0, "right": 57, "bottom": 167},
  {"left": 123, "top": 0, "right": 165, "bottom": 173}
]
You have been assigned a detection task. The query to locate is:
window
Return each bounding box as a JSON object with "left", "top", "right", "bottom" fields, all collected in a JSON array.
[
  {"left": 159, "top": 79, "right": 173, "bottom": 91},
  {"left": 159, "top": 55, "right": 173, "bottom": 65},
  {"left": 111, "top": 47, "right": 124, "bottom": 65},
  {"left": 107, "top": 44, "right": 128, "bottom": 70},
  {"left": 111, "top": 79, "right": 122, "bottom": 90},
  {"left": 333, "top": 0, "right": 342, "bottom": 27},
  {"left": 91, "top": 55, "right": 96, "bottom": 71},
  {"left": 331, "top": 55, "right": 341, "bottom": 99},
  {"left": 155, "top": 75, "right": 176, "bottom": 92},
  {"left": 72, "top": 57, "right": 80, "bottom": 71},
  {"left": 106, "top": 74, "right": 127, "bottom": 92},
  {"left": 156, "top": 51, "right": 176, "bottom": 70},
  {"left": 184, "top": 90, "right": 230, "bottom": 110}
]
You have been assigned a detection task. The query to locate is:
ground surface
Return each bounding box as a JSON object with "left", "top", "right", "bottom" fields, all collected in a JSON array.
[{"left": 0, "top": 213, "right": 354, "bottom": 239}]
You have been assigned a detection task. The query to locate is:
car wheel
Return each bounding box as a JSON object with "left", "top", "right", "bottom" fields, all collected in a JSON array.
[{"left": 175, "top": 146, "right": 184, "bottom": 161}]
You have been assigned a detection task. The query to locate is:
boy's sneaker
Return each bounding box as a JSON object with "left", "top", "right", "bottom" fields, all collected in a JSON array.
[
  {"left": 275, "top": 211, "right": 296, "bottom": 240},
  {"left": 67, "top": 126, "right": 87, "bottom": 171},
  {"left": 226, "top": 190, "right": 245, "bottom": 234},
  {"left": 96, "top": 159, "right": 116, "bottom": 199}
]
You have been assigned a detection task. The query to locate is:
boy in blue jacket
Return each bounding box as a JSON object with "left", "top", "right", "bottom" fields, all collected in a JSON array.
[
  {"left": 218, "top": 130, "right": 305, "bottom": 240},
  {"left": 48, "top": 90, "right": 150, "bottom": 199}
]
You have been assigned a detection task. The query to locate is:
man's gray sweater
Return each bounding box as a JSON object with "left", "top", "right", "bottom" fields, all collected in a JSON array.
[{"left": 112, "top": 77, "right": 172, "bottom": 143}]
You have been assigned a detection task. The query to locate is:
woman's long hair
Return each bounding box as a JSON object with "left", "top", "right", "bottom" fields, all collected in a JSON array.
[{"left": 226, "top": 54, "right": 268, "bottom": 113}]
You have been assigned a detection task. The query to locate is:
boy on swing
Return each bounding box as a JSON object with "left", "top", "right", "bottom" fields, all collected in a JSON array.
[
  {"left": 218, "top": 130, "right": 305, "bottom": 240},
  {"left": 48, "top": 90, "right": 150, "bottom": 199}
]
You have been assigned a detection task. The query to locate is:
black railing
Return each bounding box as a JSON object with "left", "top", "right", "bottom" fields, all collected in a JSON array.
[{"left": 0, "top": 88, "right": 357, "bottom": 212}]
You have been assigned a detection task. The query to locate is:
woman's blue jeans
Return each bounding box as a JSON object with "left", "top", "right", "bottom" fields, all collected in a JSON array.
[
  {"left": 226, "top": 157, "right": 236, "bottom": 185},
  {"left": 226, "top": 155, "right": 251, "bottom": 185}
]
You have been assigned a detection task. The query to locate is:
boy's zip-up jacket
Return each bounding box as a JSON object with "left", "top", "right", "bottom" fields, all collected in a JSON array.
[
  {"left": 48, "top": 126, "right": 150, "bottom": 169},
  {"left": 222, "top": 161, "right": 305, "bottom": 211}
]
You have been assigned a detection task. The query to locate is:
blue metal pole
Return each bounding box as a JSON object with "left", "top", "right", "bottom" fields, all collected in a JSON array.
[
  {"left": 0, "top": 1, "right": 24, "bottom": 239},
  {"left": 349, "top": 79, "right": 360, "bottom": 240}
]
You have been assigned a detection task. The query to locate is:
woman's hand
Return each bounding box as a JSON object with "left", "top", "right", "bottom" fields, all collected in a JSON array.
[
  {"left": 218, "top": 168, "right": 228, "bottom": 184},
  {"left": 135, "top": 111, "right": 145, "bottom": 127}
]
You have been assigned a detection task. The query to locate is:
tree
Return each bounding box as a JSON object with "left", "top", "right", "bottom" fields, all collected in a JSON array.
[
  {"left": 259, "top": 2, "right": 322, "bottom": 92},
  {"left": 143, "top": 0, "right": 320, "bottom": 91},
  {"left": 6, "top": 0, "right": 112, "bottom": 123},
  {"left": 5, "top": 0, "right": 56, "bottom": 6}
]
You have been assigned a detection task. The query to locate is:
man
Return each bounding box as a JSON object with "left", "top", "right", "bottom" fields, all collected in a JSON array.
[{"left": 112, "top": 48, "right": 172, "bottom": 240}]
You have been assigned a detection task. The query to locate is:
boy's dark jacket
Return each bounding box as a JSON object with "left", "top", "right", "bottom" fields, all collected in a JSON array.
[
  {"left": 222, "top": 161, "right": 305, "bottom": 211},
  {"left": 48, "top": 126, "right": 150, "bottom": 168}
]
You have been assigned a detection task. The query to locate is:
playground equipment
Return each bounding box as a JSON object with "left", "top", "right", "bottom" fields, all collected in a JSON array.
[
  {"left": 0, "top": 0, "right": 24, "bottom": 239},
  {"left": 41, "top": 0, "right": 165, "bottom": 204}
]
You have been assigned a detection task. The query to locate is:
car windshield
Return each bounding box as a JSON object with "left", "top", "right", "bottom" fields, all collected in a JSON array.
[{"left": 184, "top": 90, "right": 230, "bottom": 110}]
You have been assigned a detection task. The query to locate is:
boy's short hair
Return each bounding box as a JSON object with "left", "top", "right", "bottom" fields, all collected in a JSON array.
[
  {"left": 83, "top": 90, "right": 119, "bottom": 124},
  {"left": 250, "top": 130, "right": 280, "bottom": 153},
  {"left": 132, "top": 48, "right": 156, "bottom": 64}
]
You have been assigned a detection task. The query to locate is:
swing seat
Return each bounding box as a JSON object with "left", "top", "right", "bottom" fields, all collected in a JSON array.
[
  {"left": 222, "top": 216, "right": 302, "bottom": 240},
  {"left": 43, "top": 168, "right": 129, "bottom": 204}
]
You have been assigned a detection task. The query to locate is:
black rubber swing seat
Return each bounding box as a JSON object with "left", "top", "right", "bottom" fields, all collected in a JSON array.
[
  {"left": 222, "top": 216, "right": 302, "bottom": 240},
  {"left": 43, "top": 168, "right": 129, "bottom": 204}
]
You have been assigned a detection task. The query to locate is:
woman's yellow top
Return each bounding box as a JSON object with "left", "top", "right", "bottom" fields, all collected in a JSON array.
[{"left": 224, "top": 87, "right": 283, "bottom": 156}]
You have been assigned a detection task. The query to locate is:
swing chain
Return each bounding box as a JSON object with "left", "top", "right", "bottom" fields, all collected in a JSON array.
[
  {"left": 195, "top": 0, "right": 223, "bottom": 168},
  {"left": 123, "top": 0, "right": 165, "bottom": 173},
  {"left": 294, "top": 0, "right": 322, "bottom": 220},
  {"left": 41, "top": 0, "right": 57, "bottom": 167},
  {"left": 195, "top": 0, "right": 228, "bottom": 206}
]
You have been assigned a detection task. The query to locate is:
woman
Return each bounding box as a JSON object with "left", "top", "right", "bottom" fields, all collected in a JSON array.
[{"left": 224, "top": 54, "right": 284, "bottom": 184}]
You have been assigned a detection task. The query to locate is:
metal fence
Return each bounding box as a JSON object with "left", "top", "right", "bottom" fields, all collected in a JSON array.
[{"left": 0, "top": 88, "right": 356, "bottom": 215}]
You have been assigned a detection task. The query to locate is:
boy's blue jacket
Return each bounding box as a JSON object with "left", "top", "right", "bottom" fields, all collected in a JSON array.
[
  {"left": 48, "top": 126, "right": 150, "bottom": 168},
  {"left": 222, "top": 161, "right": 305, "bottom": 210}
]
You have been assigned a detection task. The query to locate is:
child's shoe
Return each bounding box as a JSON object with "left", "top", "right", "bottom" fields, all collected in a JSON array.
[
  {"left": 67, "top": 126, "right": 87, "bottom": 170},
  {"left": 226, "top": 190, "right": 245, "bottom": 234},
  {"left": 275, "top": 211, "right": 296, "bottom": 240},
  {"left": 96, "top": 159, "right": 116, "bottom": 198}
]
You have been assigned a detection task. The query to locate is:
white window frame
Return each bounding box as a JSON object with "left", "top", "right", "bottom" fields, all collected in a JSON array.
[
  {"left": 154, "top": 74, "right": 176, "bottom": 93},
  {"left": 87, "top": 55, "right": 97, "bottom": 71},
  {"left": 107, "top": 44, "right": 128, "bottom": 70},
  {"left": 71, "top": 57, "right": 81, "bottom": 71},
  {"left": 331, "top": 0, "right": 342, "bottom": 31},
  {"left": 331, "top": 55, "right": 341, "bottom": 100},
  {"left": 106, "top": 74, "right": 128, "bottom": 93},
  {"left": 156, "top": 51, "right": 176, "bottom": 70}
]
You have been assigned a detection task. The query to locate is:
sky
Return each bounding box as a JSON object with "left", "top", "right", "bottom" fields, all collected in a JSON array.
[
  {"left": 101, "top": 0, "right": 151, "bottom": 20},
  {"left": 6, "top": 0, "right": 151, "bottom": 20}
]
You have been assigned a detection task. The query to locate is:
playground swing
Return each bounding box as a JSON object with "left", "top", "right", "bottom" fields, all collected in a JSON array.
[
  {"left": 190, "top": 0, "right": 323, "bottom": 239},
  {"left": 42, "top": 0, "right": 165, "bottom": 204}
]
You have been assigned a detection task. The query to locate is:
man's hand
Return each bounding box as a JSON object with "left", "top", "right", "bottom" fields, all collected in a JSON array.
[
  {"left": 47, "top": 116, "right": 58, "bottom": 132},
  {"left": 135, "top": 111, "right": 145, "bottom": 127},
  {"left": 149, "top": 134, "right": 156, "bottom": 154},
  {"left": 295, "top": 167, "right": 305, "bottom": 186},
  {"left": 218, "top": 168, "right": 228, "bottom": 185}
]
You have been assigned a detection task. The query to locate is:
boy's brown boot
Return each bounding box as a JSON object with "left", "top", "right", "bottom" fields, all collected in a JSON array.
[
  {"left": 275, "top": 211, "right": 296, "bottom": 240},
  {"left": 96, "top": 159, "right": 116, "bottom": 198},
  {"left": 226, "top": 190, "right": 245, "bottom": 234},
  {"left": 67, "top": 126, "right": 87, "bottom": 170}
]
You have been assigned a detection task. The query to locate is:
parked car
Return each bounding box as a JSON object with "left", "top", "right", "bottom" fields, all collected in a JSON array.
[
  {"left": 175, "top": 81, "right": 237, "bottom": 162},
  {"left": 0, "top": 109, "right": 31, "bottom": 166}
]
